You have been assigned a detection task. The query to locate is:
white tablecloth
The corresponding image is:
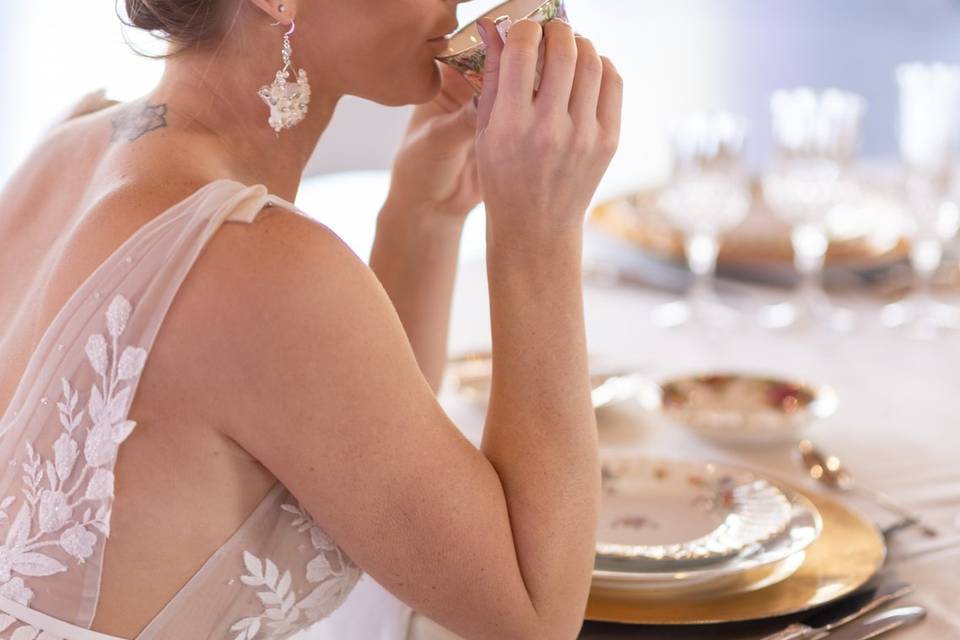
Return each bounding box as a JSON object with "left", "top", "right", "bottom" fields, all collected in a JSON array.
[{"left": 295, "top": 173, "right": 959, "bottom": 639}]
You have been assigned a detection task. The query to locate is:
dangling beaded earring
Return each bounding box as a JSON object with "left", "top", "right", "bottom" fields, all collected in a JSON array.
[{"left": 258, "top": 5, "right": 311, "bottom": 134}]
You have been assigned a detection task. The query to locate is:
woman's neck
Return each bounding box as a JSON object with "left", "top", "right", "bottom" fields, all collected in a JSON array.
[{"left": 143, "top": 46, "right": 341, "bottom": 202}]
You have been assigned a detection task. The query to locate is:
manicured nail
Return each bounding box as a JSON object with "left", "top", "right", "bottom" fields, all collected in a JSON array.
[{"left": 495, "top": 17, "right": 513, "bottom": 42}]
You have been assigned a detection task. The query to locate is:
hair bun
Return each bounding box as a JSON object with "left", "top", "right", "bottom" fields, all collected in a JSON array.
[{"left": 121, "top": 0, "right": 219, "bottom": 52}]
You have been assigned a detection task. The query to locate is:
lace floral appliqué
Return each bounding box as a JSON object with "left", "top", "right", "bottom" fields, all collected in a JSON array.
[
  {"left": 0, "top": 613, "right": 60, "bottom": 639},
  {"left": 230, "top": 502, "right": 361, "bottom": 640},
  {"left": 0, "top": 294, "right": 146, "bottom": 607}
]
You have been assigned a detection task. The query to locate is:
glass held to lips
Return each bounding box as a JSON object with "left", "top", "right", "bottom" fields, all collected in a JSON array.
[{"left": 435, "top": 0, "right": 576, "bottom": 95}]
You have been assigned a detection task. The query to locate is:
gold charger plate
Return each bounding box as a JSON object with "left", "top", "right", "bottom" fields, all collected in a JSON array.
[
  {"left": 585, "top": 485, "right": 886, "bottom": 625},
  {"left": 588, "top": 179, "right": 908, "bottom": 270}
]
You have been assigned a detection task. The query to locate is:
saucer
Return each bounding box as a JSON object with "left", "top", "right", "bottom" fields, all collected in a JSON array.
[{"left": 639, "top": 372, "right": 839, "bottom": 447}]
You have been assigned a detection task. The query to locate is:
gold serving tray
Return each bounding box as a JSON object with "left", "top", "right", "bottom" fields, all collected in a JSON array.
[
  {"left": 585, "top": 485, "right": 886, "bottom": 625},
  {"left": 588, "top": 182, "right": 909, "bottom": 270}
]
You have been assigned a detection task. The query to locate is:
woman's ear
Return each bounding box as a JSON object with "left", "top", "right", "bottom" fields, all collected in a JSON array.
[{"left": 245, "top": 0, "right": 298, "bottom": 24}]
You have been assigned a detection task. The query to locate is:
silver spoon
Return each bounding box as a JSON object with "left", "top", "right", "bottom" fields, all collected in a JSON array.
[{"left": 797, "top": 440, "right": 938, "bottom": 538}]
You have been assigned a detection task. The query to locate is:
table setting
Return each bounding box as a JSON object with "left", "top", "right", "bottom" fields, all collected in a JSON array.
[
  {"left": 435, "top": 258, "right": 959, "bottom": 638},
  {"left": 296, "top": 124, "right": 960, "bottom": 640},
  {"left": 425, "top": 4, "right": 959, "bottom": 637}
]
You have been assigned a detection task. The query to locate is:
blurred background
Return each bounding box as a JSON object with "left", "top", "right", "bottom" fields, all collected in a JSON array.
[{"left": 2, "top": 0, "right": 960, "bottom": 262}]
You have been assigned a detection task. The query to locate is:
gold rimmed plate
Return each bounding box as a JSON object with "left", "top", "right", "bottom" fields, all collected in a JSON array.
[
  {"left": 585, "top": 484, "right": 886, "bottom": 625},
  {"left": 588, "top": 175, "right": 908, "bottom": 274}
]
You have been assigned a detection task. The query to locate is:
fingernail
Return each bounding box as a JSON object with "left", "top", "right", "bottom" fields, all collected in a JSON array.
[{"left": 495, "top": 17, "right": 513, "bottom": 42}]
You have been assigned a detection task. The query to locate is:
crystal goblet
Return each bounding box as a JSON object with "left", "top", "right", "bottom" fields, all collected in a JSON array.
[
  {"left": 651, "top": 112, "right": 751, "bottom": 330},
  {"left": 882, "top": 62, "right": 960, "bottom": 338},
  {"left": 759, "top": 88, "right": 866, "bottom": 333}
]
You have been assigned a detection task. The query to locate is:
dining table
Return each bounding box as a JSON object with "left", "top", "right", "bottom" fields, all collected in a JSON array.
[{"left": 295, "top": 171, "right": 960, "bottom": 640}]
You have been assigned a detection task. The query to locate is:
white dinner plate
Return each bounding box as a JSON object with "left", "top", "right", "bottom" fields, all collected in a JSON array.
[
  {"left": 592, "top": 551, "right": 808, "bottom": 601},
  {"left": 596, "top": 457, "right": 794, "bottom": 564},
  {"left": 592, "top": 491, "right": 822, "bottom": 598}
]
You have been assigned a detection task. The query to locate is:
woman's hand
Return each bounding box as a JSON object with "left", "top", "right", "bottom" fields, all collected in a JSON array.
[
  {"left": 384, "top": 64, "right": 482, "bottom": 221},
  {"left": 474, "top": 17, "right": 622, "bottom": 247}
]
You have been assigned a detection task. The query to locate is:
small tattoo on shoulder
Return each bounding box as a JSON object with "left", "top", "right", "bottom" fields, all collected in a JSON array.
[{"left": 111, "top": 101, "right": 168, "bottom": 142}]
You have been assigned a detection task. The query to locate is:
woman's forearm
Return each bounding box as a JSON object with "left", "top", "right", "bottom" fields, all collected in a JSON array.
[
  {"left": 482, "top": 227, "right": 600, "bottom": 634},
  {"left": 369, "top": 202, "right": 466, "bottom": 393}
]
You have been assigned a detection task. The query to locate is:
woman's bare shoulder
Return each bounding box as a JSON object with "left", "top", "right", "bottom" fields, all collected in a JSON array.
[
  {"left": 207, "top": 206, "right": 374, "bottom": 307},
  {"left": 160, "top": 205, "right": 394, "bottom": 428}
]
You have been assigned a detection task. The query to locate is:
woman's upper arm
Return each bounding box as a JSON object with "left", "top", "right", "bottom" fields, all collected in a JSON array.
[{"left": 218, "top": 212, "right": 540, "bottom": 639}]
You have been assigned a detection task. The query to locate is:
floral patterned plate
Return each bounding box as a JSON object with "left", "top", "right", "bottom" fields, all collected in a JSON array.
[
  {"left": 639, "top": 372, "right": 839, "bottom": 447},
  {"left": 586, "top": 487, "right": 883, "bottom": 624},
  {"left": 592, "top": 491, "right": 821, "bottom": 597},
  {"left": 596, "top": 457, "right": 794, "bottom": 563}
]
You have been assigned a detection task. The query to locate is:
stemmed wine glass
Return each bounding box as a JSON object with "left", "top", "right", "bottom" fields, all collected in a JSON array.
[
  {"left": 759, "top": 88, "right": 866, "bottom": 332},
  {"left": 882, "top": 62, "right": 960, "bottom": 337},
  {"left": 651, "top": 112, "right": 751, "bottom": 329}
]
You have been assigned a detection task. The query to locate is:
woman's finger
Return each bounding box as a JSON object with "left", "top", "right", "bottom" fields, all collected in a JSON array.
[
  {"left": 496, "top": 19, "right": 544, "bottom": 112},
  {"left": 567, "top": 36, "right": 603, "bottom": 125},
  {"left": 475, "top": 17, "right": 503, "bottom": 133},
  {"left": 597, "top": 56, "right": 624, "bottom": 141},
  {"left": 534, "top": 20, "right": 577, "bottom": 116}
]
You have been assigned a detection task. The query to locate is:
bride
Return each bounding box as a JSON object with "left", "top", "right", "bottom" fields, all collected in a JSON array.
[{"left": 0, "top": 0, "right": 622, "bottom": 638}]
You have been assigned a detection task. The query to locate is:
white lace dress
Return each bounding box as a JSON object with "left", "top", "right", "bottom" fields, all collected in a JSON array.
[{"left": 0, "top": 180, "right": 363, "bottom": 639}]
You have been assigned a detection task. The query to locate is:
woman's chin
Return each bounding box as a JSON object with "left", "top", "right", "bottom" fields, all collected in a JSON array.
[
  {"left": 364, "top": 60, "right": 443, "bottom": 107},
  {"left": 402, "top": 61, "right": 445, "bottom": 105}
]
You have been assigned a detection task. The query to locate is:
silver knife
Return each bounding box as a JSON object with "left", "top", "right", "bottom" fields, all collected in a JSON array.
[
  {"left": 760, "top": 581, "right": 913, "bottom": 640},
  {"left": 822, "top": 606, "right": 927, "bottom": 640}
]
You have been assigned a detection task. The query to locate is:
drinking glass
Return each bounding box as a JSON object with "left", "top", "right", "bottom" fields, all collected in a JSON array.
[
  {"left": 882, "top": 62, "right": 960, "bottom": 337},
  {"left": 760, "top": 88, "right": 866, "bottom": 332},
  {"left": 651, "top": 112, "right": 751, "bottom": 329}
]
